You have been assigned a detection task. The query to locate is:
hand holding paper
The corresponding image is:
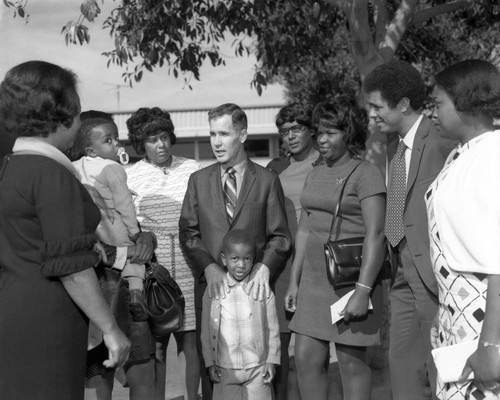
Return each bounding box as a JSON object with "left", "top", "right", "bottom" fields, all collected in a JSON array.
[{"left": 330, "top": 289, "right": 373, "bottom": 324}]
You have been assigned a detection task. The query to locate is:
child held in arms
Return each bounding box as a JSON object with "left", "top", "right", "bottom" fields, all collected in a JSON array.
[
  {"left": 201, "top": 229, "right": 280, "bottom": 400},
  {"left": 70, "top": 112, "right": 149, "bottom": 323}
]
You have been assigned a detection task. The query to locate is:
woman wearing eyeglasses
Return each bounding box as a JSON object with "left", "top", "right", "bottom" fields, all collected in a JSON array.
[{"left": 266, "top": 103, "right": 319, "bottom": 400}]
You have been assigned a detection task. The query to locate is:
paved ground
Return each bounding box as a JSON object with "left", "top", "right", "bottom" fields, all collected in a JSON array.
[{"left": 86, "top": 340, "right": 392, "bottom": 400}]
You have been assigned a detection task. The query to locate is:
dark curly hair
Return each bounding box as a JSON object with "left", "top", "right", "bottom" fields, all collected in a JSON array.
[
  {"left": 313, "top": 95, "right": 369, "bottom": 155},
  {"left": 275, "top": 103, "right": 314, "bottom": 129},
  {"left": 126, "top": 107, "right": 176, "bottom": 156},
  {"left": 208, "top": 103, "right": 248, "bottom": 132},
  {"left": 435, "top": 59, "right": 500, "bottom": 119},
  {"left": 0, "top": 61, "right": 80, "bottom": 139},
  {"left": 363, "top": 60, "right": 426, "bottom": 111}
]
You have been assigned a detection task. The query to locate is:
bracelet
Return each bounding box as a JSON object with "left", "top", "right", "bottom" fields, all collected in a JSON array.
[
  {"left": 479, "top": 340, "right": 500, "bottom": 348},
  {"left": 356, "top": 282, "right": 372, "bottom": 291}
]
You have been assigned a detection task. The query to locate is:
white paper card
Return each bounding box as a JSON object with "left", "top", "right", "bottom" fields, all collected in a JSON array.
[
  {"left": 431, "top": 340, "right": 477, "bottom": 383},
  {"left": 330, "top": 289, "right": 373, "bottom": 324}
]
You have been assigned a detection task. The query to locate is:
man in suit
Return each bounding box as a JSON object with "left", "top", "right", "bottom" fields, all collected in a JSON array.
[
  {"left": 363, "top": 61, "right": 455, "bottom": 400},
  {"left": 179, "top": 103, "right": 292, "bottom": 400}
]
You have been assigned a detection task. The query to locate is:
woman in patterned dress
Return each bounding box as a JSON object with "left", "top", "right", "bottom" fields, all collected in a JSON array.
[
  {"left": 126, "top": 107, "right": 201, "bottom": 400},
  {"left": 427, "top": 59, "right": 500, "bottom": 399}
]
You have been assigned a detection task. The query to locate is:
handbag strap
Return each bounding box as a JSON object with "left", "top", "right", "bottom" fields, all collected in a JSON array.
[{"left": 328, "top": 160, "right": 363, "bottom": 241}]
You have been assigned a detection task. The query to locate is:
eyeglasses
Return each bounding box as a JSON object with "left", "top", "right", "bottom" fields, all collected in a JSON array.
[{"left": 278, "top": 124, "right": 304, "bottom": 137}]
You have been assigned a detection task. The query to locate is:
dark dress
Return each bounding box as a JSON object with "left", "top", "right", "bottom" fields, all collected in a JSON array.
[
  {"left": 0, "top": 155, "right": 101, "bottom": 400},
  {"left": 289, "top": 159, "right": 386, "bottom": 345}
]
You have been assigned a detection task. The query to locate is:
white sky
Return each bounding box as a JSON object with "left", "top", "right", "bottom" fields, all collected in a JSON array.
[{"left": 0, "top": 1, "right": 285, "bottom": 113}]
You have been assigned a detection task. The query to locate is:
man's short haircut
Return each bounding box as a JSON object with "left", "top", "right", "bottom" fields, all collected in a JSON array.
[
  {"left": 221, "top": 229, "right": 256, "bottom": 256},
  {"left": 435, "top": 59, "right": 500, "bottom": 119},
  {"left": 363, "top": 60, "right": 426, "bottom": 111},
  {"left": 275, "top": 103, "right": 314, "bottom": 129},
  {"left": 68, "top": 117, "right": 117, "bottom": 161},
  {"left": 208, "top": 103, "right": 248, "bottom": 131}
]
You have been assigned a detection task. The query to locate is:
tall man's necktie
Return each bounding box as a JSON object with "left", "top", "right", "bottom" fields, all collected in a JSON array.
[
  {"left": 223, "top": 167, "right": 237, "bottom": 221},
  {"left": 385, "top": 140, "right": 407, "bottom": 247}
]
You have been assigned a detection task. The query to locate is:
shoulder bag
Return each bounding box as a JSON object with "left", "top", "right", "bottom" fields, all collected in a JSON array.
[
  {"left": 144, "top": 255, "right": 185, "bottom": 339},
  {"left": 324, "top": 162, "right": 364, "bottom": 289}
]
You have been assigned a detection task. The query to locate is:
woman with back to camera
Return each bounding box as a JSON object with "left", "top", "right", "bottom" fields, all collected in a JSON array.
[
  {"left": 427, "top": 59, "right": 500, "bottom": 399},
  {"left": 0, "top": 60, "right": 130, "bottom": 400},
  {"left": 126, "top": 107, "right": 201, "bottom": 400},
  {"left": 285, "top": 95, "right": 387, "bottom": 400},
  {"left": 266, "top": 103, "right": 319, "bottom": 400}
]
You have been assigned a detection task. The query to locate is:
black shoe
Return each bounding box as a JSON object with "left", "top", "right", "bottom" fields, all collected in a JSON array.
[{"left": 129, "top": 289, "right": 148, "bottom": 322}]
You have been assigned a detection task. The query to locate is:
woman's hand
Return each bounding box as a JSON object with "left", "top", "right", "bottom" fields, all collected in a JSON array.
[
  {"left": 460, "top": 344, "right": 500, "bottom": 394},
  {"left": 284, "top": 282, "right": 298, "bottom": 312},
  {"left": 430, "top": 313, "right": 440, "bottom": 349},
  {"left": 93, "top": 241, "right": 108, "bottom": 265},
  {"left": 343, "top": 288, "right": 370, "bottom": 322},
  {"left": 102, "top": 326, "right": 131, "bottom": 369},
  {"left": 130, "top": 232, "right": 156, "bottom": 264}
]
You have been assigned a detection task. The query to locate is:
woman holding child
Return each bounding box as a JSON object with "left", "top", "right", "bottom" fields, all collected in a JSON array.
[
  {"left": 126, "top": 107, "right": 201, "bottom": 400},
  {"left": 0, "top": 61, "right": 130, "bottom": 400},
  {"left": 285, "top": 95, "right": 387, "bottom": 400}
]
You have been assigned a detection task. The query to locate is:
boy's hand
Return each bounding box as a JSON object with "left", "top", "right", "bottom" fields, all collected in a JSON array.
[
  {"left": 245, "top": 263, "right": 270, "bottom": 301},
  {"left": 209, "top": 365, "right": 222, "bottom": 383},
  {"left": 262, "top": 363, "right": 276, "bottom": 383}
]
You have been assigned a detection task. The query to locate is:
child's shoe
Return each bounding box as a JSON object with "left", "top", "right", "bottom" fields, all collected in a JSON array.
[{"left": 129, "top": 289, "right": 148, "bottom": 322}]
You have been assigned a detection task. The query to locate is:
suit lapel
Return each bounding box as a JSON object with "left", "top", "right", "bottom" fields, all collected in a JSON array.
[
  {"left": 231, "top": 159, "right": 256, "bottom": 225},
  {"left": 406, "top": 117, "right": 430, "bottom": 197},
  {"left": 209, "top": 165, "right": 230, "bottom": 226}
]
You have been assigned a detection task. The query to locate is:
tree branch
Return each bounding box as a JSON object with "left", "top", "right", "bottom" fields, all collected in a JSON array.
[
  {"left": 373, "top": 0, "right": 389, "bottom": 48},
  {"left": 378, "top": 0, "right": 418, "bottom": 62},
  {"left": 412, "top": 0, "right": 473, "bottom": 25}
]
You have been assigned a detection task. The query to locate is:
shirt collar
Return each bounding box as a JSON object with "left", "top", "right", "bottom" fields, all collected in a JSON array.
[
  {"left": 456, "top": 130, "right": 493, "bottom": 155},
  {"left": 220, "top": 158, "right": 247, "bottom": 178},
  {"left": 401, "top": 114, "right": 423, "bottom": 150},
  {"left": 226, "top": 271, "right": 251, "bottom": 288}
]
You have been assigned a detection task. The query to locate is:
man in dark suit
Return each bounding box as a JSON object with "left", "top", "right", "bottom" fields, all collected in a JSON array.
[
  {"left": 179, "top": 103, "right": 292, "bottom": 400},
  {"left": 363, "top": 61, "right": 455, "bottom": 400}
]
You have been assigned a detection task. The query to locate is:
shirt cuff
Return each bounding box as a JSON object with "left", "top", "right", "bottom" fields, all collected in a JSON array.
[{"left": 113, "top": 247, "right": 128, "bottom": 271}]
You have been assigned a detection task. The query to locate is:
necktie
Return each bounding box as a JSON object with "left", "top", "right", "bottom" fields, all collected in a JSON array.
[
  {"left": 223, "top": 167, "right": 237, "bottom": 221},
  {"left": 385, "top": 140, "right": 407, "bottom": 247}
]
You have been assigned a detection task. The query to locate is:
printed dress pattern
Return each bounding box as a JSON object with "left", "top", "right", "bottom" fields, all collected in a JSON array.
[
  {"left": 426, "top": 149, "right": 498, "bottom": 400},
  {"left": 127, "top": 156, "right": 200, "bottom": 331}
]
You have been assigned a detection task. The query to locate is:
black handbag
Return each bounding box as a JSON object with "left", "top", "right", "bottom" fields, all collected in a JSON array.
[
  {"left": 324, "top": 162, "right": 364, "bottom": 289},
  {"left": 144, "top": 256, "right": 185, "bottom": 339}
]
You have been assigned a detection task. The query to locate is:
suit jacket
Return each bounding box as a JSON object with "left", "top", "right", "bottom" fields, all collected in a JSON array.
[
  {"left": 179, "top": 158, "right": 292, "bottom": 306},
  {"left": 387, "top": 116, "right": 455, "bottom": 295}
]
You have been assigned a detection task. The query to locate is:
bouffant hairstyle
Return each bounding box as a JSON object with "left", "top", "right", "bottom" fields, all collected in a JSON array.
[
  {"left": 275, "top": 103, "right": 314, "bottom": 129},
  {"left": 313, "top": 95, "right": 369, "bottom": 155},
  {"left": 0, "top": 61, "right": 80, "bottom": 138},
  {"left": 221, "top": 229, "right": 256, "bottom": 256},
  {"left": 68, "top": 117, "right": 117, "bottom": 161},
  {"left": 208, "top": 103, "right": 248, "bottom": 132},
  {"left": 363, "top": 60, "right": 426, "bottom": 111},
  {"left": 126, "top": 107, "right": 176, "bottom": 156},
  {"left": 435, "top": 59, "right": 500, "bottom": 119}
]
